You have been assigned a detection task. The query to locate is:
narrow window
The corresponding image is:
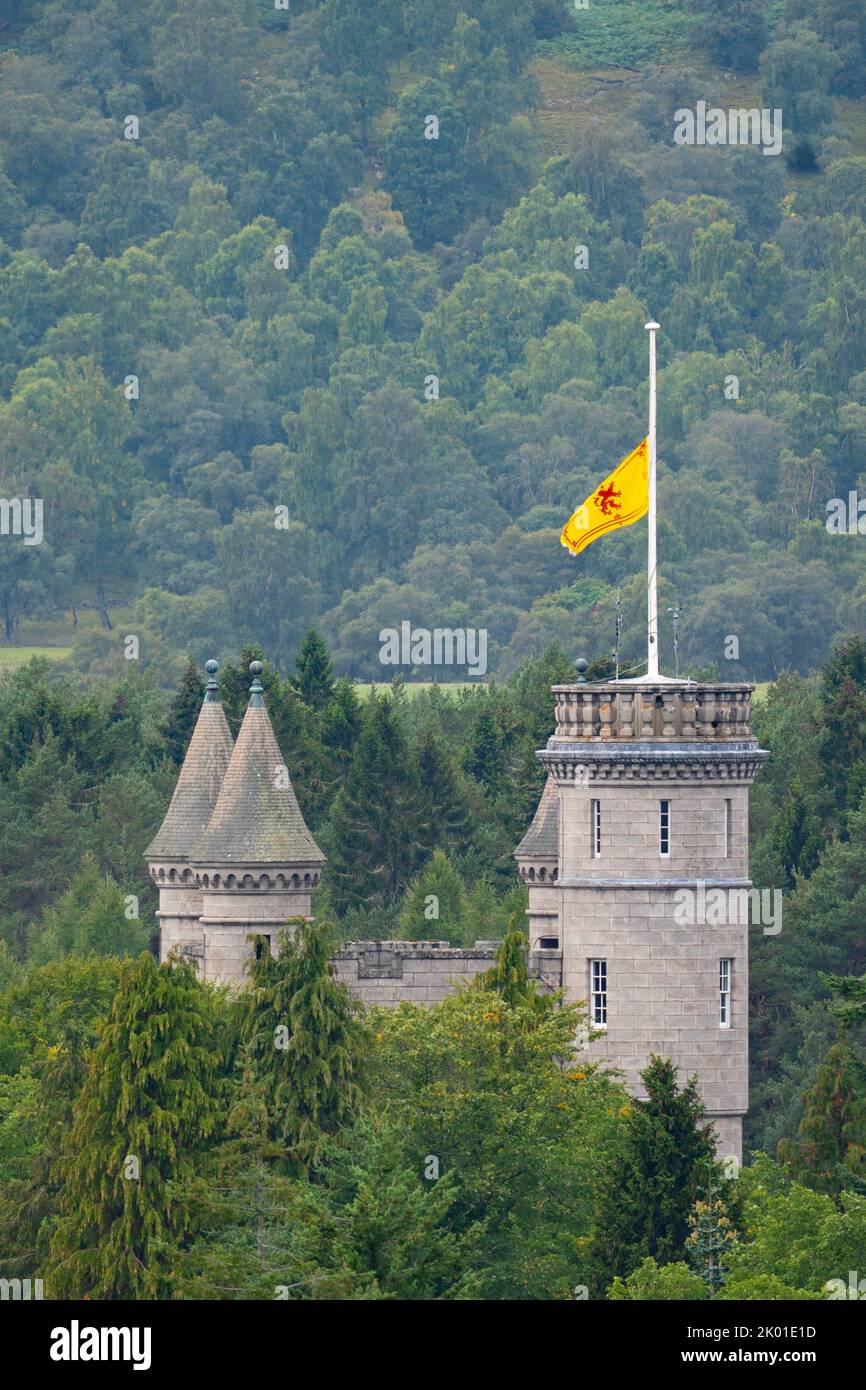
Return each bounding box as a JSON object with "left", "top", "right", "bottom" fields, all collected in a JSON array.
[
  {"left": 659, "top": 798, "right": 670, "bottom": 856},
  {"left": 591, "top": 959, "right": 607, "bottom": 1027},
  {"left": 724, "top": 798, "right": 732, "bottom": 858},
  {"left": 591, "top": 799, "right": 602, "bottom": 858},
  {"left": 720, "top": 959, "right": 731, "bottom": 1027}
]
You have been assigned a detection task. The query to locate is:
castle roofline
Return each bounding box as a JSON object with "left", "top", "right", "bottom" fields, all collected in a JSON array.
[
  {"left": 192, "top": 663, "right": 324, "bottom": 868},
  {"left": 145, "top": 665, "right": 234, "bottom": 862}
]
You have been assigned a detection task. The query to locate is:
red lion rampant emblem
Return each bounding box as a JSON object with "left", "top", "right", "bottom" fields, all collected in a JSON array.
[{"left": 595, "top": 483, "right": 622, "bottom": 517}]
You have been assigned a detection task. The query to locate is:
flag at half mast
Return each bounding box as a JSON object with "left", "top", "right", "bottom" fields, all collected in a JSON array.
[{"left": 560, "top": 438, "right": 649, "bottom": 557}]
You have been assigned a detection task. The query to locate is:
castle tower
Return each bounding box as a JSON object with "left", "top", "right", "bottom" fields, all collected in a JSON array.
[
  {"left": 192, "top": 661, "right": 325, "bottom": 985},
  {"left": 528, "top": 675, "right": 766, "bottom": 1163},
  {"left": 514, "top": 775, "right": 561, "bottom": 951},
  {"left": 145, "top": 659, "right": 234, "bottom": 967}
]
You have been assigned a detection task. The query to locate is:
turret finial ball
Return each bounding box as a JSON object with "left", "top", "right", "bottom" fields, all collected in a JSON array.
[
  {"left": 249, "top": 660, "right": 264, "bottom": 677},
  {"left": 205, "top": 659, "right": 219, "bottom": 676},
  {"left": 576, "top": 657, "right": 588, "bottom": 674}
]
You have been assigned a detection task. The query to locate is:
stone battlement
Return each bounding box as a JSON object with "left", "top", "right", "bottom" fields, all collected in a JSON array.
[
  {"left": 551, "top": 682, "right": 755, "bottom": 743},
  {"left": 333, "top": 939, "right": 563, "bottom": 1005}
]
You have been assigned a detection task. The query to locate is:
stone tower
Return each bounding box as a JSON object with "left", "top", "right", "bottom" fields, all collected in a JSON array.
[
  {"left": 145, "top": 659, "right": 233, "bottom": 965},
  {"left": 191, "top": 660, "right": 325, "bottom": 985},
  {"left": 523, "top": 675, "right": 766, "bottom": 1163},
  {"left": 514, "top": 775, "right": 561, "bottom": 952}
]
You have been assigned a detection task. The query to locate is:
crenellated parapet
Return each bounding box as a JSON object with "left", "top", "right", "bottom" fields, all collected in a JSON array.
[{"left": 550, "top": 682, "right": 755, "bottom": 744}]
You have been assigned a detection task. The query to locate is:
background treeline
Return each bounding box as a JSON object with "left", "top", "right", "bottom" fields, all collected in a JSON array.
[
  {"left": 2, "top": 630, "right": 866, "bottom": 1179},
  {"left": 1, "top": 914, "right": 864, "bottom": 1300},
  {"left": 0, "top": 0, "right": 865, "bottom": 682}
]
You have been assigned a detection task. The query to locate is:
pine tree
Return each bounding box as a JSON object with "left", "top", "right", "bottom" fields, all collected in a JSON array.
[
  {"left": 293, "top": 628, "right": 335, "bottom": 710},
  {"left": 244, "top": 921, "right": 364, "bottom": 1172},
  {"left": 326, "top": 694, "right": 427, "bottom": 913},
  {"left": 46, "top": 954, "right": 222, "bottom": 1299},
  {"left": 163, "top": 661, "right": 204, "bottom": 765},
  {"left": 588, "top": 1056, "right": 719, "bottom": 1287}
]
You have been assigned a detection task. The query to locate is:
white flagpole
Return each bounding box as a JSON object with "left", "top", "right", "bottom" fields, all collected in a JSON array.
[{"left": 645, "top": 320, "right": 660, "bottom": 679}]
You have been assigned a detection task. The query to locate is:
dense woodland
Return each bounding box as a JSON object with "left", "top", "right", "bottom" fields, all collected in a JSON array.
[{"left": 1, "top": 0, "right": 866, "bottom": 1300}]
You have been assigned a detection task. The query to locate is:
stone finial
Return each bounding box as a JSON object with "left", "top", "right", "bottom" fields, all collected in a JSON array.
[
  {"left": 204, "top": 658, "right": 220, "bottom": 702},
  {"left": 575, "top": 657, "right": 588, "bottom": 684},
  {"left": 249, "top": 660, "right": 265, "bottom": 707}
]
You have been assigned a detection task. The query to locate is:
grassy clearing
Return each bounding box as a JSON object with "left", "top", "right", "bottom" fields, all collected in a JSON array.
[
  {"left": 0, "top": 645, "right": 71, "bottom": 669},
  {"left": 538, "top": 2, "right": 697, "bottom": 71}
]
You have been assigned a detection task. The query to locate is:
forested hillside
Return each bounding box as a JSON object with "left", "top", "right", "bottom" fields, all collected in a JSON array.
[
  {"left": 1, "top": 0, "right": 865, "bottom": 682},
  {"left": 2, "top": 0, "right": 866, "bottom": 1308}
]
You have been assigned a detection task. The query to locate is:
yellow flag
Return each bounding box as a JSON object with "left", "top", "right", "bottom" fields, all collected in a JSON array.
[{"left": 560, "top": 438, "right": 649, "bottom": 557}]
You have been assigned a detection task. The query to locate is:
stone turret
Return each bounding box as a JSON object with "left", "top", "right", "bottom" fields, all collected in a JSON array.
[
  {"left": 192, "top": 661, "right": 325, "bottom": 984},
  {"left": 514, "top": 775, "right": 561, "bottom": 951},
  {"left": 146, "top": 659, "right": 233, "bottom": 965},
  {"left": 520, "top": 675, "right": 767, "bottom": 1163}
]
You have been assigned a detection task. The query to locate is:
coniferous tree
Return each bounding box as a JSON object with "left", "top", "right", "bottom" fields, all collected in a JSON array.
[
  {"left": 326, "top": 694, "right": 428, "bottom": 913},
  {"left": 27, "top": 853, "right": 148, "bottom": 964},
  {"left": 416, "top": 727, "right": 473, "bottom": 858},
  {"left": 293, "top": 629, "right": 335, "bottom": 711},
  {"left": 777, "top": 1035, "right": 866, "bottom": 1195},
  {"left": 164, "top": 661, "right": 204, "bottom": 765},
  {"left": 46, "top": 954, "right": 222, "bottom": 1299},
  {"left": 398, "top": 850, "right": 468, "bottom": 944},
  {"left": 474, "top": 912, "right": 555, "bottom": 1013},
  {"left": 765, "top": 780, "right": 824, "bottom": 888},
  {"left": 244, "top": 921, "right": 364, "bottom": 1172},
  {"left": 588, "top": 1056, "right": 719, "bottom": 1287}
]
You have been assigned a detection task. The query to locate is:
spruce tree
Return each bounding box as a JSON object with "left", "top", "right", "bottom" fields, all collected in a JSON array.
[
  {"left": 244, "top": 921, "right": 364, "bottom": 1172},
  {"left": 293, "top": 628, "right": 335, "bottom": 710},
  {"left": 46, "top": 954, "right": 222, "bottom": 1299},
  {"left": 327, "top": 694, "right": 427, "bottom": 913},
  {"left": 588, "top": 1056, "right": 718, "bottom": 1287},
  {"left": 766, "top": 780, "right": 824, "bottom": 888},
  {"left": 163, "top": 661, "right": 204, "bottom": 765},
  {"left": 398, "top": 850, "right": 468, "bottom": 944},
  {"left": 416, "top": 727, "right": 473, "bottom": 858},
  {"left": 27, "top": 853, "right": 148, "bottom": 964}
]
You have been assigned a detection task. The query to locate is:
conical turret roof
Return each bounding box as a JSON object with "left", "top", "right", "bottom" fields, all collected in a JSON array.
[
  {"left": 193, "top": 663, "right": 324, "bottom": 867},
  {"left": 515, "top": 775, "right": 559, "bottom": 860},
  {"left": 146, "top": 661, "right": 234, "bottom": 862}
]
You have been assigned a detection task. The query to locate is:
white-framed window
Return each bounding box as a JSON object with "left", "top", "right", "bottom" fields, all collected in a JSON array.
[
  {"left": 724, "top": 798, "right": 732, "bottom": 858},
  {"left": 720, "top": 958, "right": 732, "bottom": 1028},
  {"left": 591, "top": 799, "right": 602, "bottom": 858},
  {"left": 591, "top": 959, "right": 607, "bottom": 1027},
  {"left": 659, "top": 798, "right": 670, "bottom": 856}
]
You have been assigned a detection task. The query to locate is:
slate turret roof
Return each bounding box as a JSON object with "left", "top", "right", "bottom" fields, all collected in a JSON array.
[
  {"left": 514, "top": 775, "right": 560, "bottom": 861},
  {"left": 193, "top": 662, "right": 325, "bottom": 867},
  {"left": 146, "top": 660, "right": 234, "bottom": 863}
]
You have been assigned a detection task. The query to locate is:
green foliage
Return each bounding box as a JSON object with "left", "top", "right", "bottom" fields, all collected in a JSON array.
[
  {"left": 244, "top": 921, "right": 365, "bottom": 1171},
  {"left": 367, "top": 986, "right": 625, "bottom": 1298},
  {"left": 587, "top": 1056, "right": 720, "bottom": 1288},
  {"left": 45, "top": 954, "right": 222, "bottom": 1299},
  {"left": 608, "top": 1256, "right": 708, "bottom": 1301}
]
